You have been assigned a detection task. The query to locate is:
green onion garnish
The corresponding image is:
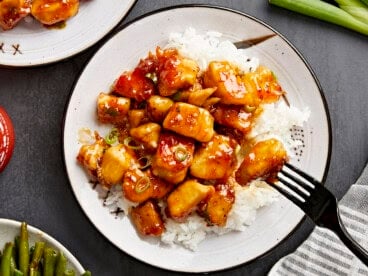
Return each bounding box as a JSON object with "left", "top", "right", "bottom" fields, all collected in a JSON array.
[
  {"left": 105, "top": 128, "right": 119, "bottom": 145},
  {"left": 138, "top": 156, "right": 152, "bottom": 170},
  {"left": 123, "top": 137, "right": 141, "bottom": 150},
  {"left": 135, "top": 177, "right": 151, "bottom": 193},
  {"left": 174, "top": 146, "right": 188, "bottom": 162}
]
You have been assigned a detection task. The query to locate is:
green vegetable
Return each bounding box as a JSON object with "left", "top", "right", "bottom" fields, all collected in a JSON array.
[
  {"left": 82, "top": 271, "right": 92, "bottom": 276},
  {"left": 269, "top": 0, "right": 368, "bottom": 35},
  {"left": 29, "top": 241, "right": 45, "bottom": 276},
  {"left": 63, "top": 269, "right": 76, "bottom": 276},
  {"left": 335, "top": 0, "right": 368, "bottom": 25},
  {"left": 361, "top": 0, "right": 368, "bottom": 6},
  {"left": 19, "top": 222, "right": 30, "bottom": 275},
  {"left": 1, "top": 242, "right": 14, "bottom": 276},
  {"left": 43, "top": 247, "right": 58, "bottom": 276},
  {"left": 105, "top": 128, "right": 119, "bottom": 145},
  {"left": 55, "top": 251, "right": 67, "bottom": 276},
  {"left": 13, "top": 269, "right": 24, "bottom": 276}
]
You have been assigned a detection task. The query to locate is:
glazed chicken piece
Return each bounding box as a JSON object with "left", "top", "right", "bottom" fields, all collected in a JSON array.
[
  {"left": 157, "top": 48, "right": 199, "bottom": 96},
  {"left": 130, "top": 200, "right": 165, "bottom": 236},
  {"left": 166, "top": 179, "right": 215, "bottom": 221},
  {"left": 146, "top": 95, "right": 173, "bottom": 123},
  {"left": 204, "top": 61, "right": 260, "bottom": 106},
  {"left": 151, "top": 132, "right": 195, "bottom": 184},
  {"left": 129, "top": 122, "right": 161, "bottom": 149},
  {"left": 0, "top": 0, "right": 31, "bottom": 30},
  {"left": 31, "top": 0, "right": 79, "bottom": 25},
  {"left": 123, "top": 168, "right": 174, "bottom": 203},
  {"left": 97, "top": 93, "right": 130, "bottom": 124},
  {"left": 190, "top": 134, "right": 238, "bottom": 180},
  {"left": 243, "top": 66, "right": 284, "bottom": 104},
  {"left": 211, "top": 104, "right": 255, "bottom": 134},
  {"left": 98, "top": 144, "right": 136, "bottom": 187},
  {"left": 235, "top": 138, "right": 288, "bottom": 185},
  {"left": 128, "top": 109, "right": 148, "bottom": 128},
  {"left": 163, "top": 102, "right": 215, "bottom": 142},
  {"left": 76, "top": 133, "right": 107, "bottom": 177},
  {"left": 114, "top": 67, "right": 156, "bottom": 102},
  {"left": 199, "top": 183, "right": 235, "bottom": 226}
]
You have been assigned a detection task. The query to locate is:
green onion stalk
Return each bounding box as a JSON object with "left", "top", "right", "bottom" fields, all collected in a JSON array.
[{"left": 269, "top": 0, "right": 368, "bottom": 35}]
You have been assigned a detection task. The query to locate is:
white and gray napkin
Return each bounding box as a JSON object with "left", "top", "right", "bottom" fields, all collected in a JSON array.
[{"left": 269, "top": 163, "right": 368, "bottom": 276}]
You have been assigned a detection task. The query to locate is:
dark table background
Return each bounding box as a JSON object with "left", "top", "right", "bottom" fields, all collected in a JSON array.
[{"left": 1, "top": 0, "right": 367, "bottom": 275}]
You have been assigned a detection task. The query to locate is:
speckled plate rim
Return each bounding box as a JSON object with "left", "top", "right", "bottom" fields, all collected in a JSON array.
[
  {"left": 0, "top": 0, "right": 137, "bottom": 67},
  {"left": 0, "top": 218, "right": 85, "bottom": 273},
  {"left": 62, "top": 4, "right": 332, "bottom": 273}
]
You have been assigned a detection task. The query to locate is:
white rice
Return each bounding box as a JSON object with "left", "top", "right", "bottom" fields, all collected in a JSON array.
[{"left": 102, "top": 28, "right": 310, "bottom": 251}]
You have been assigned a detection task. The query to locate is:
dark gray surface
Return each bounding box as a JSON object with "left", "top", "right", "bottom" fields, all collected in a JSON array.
[{"left": 0, "top": 0, "right": 367, "bottom": 275}]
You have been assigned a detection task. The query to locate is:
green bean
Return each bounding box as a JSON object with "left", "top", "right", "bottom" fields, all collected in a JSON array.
[
  {"left": 55, "top": 251, "right": 67, "bottom": 276},
  {"left": 63, "top": 269, "right": 75, "bottom": 276},
  {"left": 82, "top": 271, "right": 92, "bottom": 276},
  {"left": 18, "top": 222, "right": 30, "bottom": 275},
  {"left": 0, "top": 242, "right": 14, "bottom": 276},
  {"left": 29, "top": 241, "right": 45, "bottom": 275},
  {"left": 43, "top": 247, "right": 57, "bottom": 276}
]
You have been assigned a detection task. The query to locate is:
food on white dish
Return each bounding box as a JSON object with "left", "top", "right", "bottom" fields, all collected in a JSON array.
[
  {"left": 0, "top": 0, "right": 79, "bottom": 30},
  {"left": 76, "top": 28, "right": 310, "bottom": 250},
  {"left": 0, "top": 221, "right": 91, "bottom": 275}
]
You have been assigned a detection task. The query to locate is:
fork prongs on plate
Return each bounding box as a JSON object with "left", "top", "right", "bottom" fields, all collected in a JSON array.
[{"left": 268, "top": 163, "right": 320, "bottom": 205}]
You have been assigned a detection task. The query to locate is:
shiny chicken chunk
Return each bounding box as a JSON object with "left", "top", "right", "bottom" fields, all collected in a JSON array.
[
  {"left": 130, "top": 200, "right": 165, "bottom": 236},
  {"left": 98, "top": 144, "right": 136, "bottom": 187},
  {"left": 97, "top": 93, "right": 130, "bottom": 124},
  {"left": 151, "top": 132, "right": 195, "bottom": 184},
  {"left": 76, "top": 133, "right": 107, "bottom": 177},
  {"left": 0, "top": 0, "right": 31, "bottom": 30},
  {"left": 190, "top": 134, "right": 238, "bottom": 180},
  {"left": 199, "top": 183, "right": 235, "bottom": 226},
  {"left": 204, "top": 61, "right": 259, "bottom": 106},
  {"left": 123, "top": 168, "right": 174, "bottom": 203},
  {"left": 129, "top": 122, "right": 161, "bottom": 149},
  {"left": 31, "top": 0, "right": 79, "bottom": 25},
  {"left": 244, "top": 65, "right": 284, "bottom": 103},
  {"left": 163, "top": 102, "right": 215, "bottom": 142},
  {"left": 114, "top": 67, "right": 156, "bottom": 102},
  {"left": 235, "top": 138, "right": 288, "bottom": 185},
  {"left": 167, "top": 179, "right": 215, "bottom": 221},
  {"left": 157, "top": 48, "right": 199, "bottom": 96},
  {"left": 211, "top": 104, "right": 254, "bottom": 134}
]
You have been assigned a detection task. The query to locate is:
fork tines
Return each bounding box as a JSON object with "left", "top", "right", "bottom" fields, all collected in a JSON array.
[{"left": 268, "top": 163, "right": 321, "bottom": 206}]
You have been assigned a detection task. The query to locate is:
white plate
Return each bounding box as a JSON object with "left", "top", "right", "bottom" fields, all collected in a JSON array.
[
  {"left": 0, "top": 0, "right": 136, "bottom": 67},
  {"left": 63, "top": 5, "right": 331, "bottom": 273},
  {"left": 0, "top": 218, "right": 85, "bottom": 273}
]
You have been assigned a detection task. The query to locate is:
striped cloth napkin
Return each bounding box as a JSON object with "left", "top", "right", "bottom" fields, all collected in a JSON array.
[{"left": 269, "top": 163, "right": 368, "bottom": 276}]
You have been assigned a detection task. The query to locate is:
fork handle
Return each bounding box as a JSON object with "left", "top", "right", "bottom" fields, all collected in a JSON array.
[
  {"left": 332, "top": 216, "right": 368, "bottom": 267},
  {"left": 317, "top": 201, "right": 368, "bottom": 266}
]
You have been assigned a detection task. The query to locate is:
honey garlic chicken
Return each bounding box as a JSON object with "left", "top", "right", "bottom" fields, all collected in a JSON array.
[
  {"left": 77, "top": 46, "right": 290, "bottom": 237},
  {"left": 0, "top": 0, "right": 31, "bottom": 30},
  {"left": 31, "top": 0, "right": 79, "bottom": 25},
  {"left": 0, "top": 0, "right": 80, "bottom": 31}
]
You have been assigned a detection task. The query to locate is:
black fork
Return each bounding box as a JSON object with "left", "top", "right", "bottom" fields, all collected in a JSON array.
[{"left": 268, "top": 163, "right": 368, "bottom": 266}]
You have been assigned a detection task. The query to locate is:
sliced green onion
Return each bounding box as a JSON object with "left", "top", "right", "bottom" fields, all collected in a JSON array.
[
  {"left": 269, "top": 0, "right": 368, "bottom": 35},
  {"left": 123, "top": 137, "right": 141, "bottom": 150},
  {"left": 138, "top": 156, "right": 152, "bottom": 170},
  {"left": 335, "top": 0, "right": 368, "bottom": 25},
  {"left": 174, "top": 146, "right": 189, "bottom": 162},
  {"left": 135, "top": 177, "right": 151, "bottom": 193},
  {"left": 105, "top": 128, "right": 119, "bottom": 145},
  {"left": 145, "top": 72, "right": 158, "bottom": 84}
]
